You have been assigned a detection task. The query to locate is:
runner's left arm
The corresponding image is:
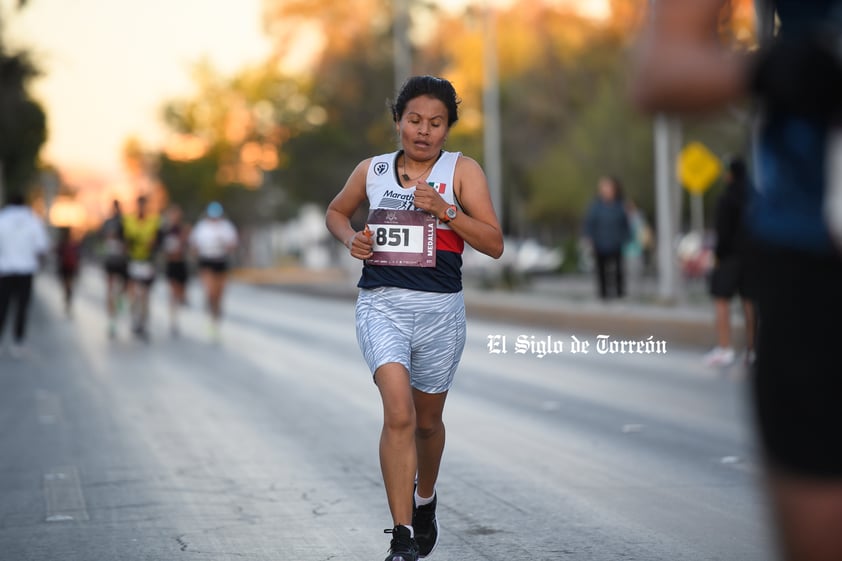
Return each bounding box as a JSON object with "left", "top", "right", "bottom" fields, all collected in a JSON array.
[{"left": 412, "top": 156, "right": 503, "bottom": 259}]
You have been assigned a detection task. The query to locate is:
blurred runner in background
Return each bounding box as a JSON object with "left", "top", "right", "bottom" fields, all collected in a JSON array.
[
  {"left": 189, "top": 202, "right": 237, "bottom": 344},
  {"left": 123, "top": 195, "right": 161, "bottom": 342},
  {"left": 100, "top": 199, "right": 128, "bottom": 339},
  {"left": 162, "top": 204, "right": 191, "bottom": 337},
  {"left": 55, "top": 227, "right": 82, "bottom": 318},
  {"left": 0, "top": 193, "right": 49, "bottom": 358}
]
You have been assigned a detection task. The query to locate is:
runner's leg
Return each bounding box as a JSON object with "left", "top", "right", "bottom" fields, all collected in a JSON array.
[
  {"left": 13, "top": 275, "right": 33, "bottom": 343},
  {"left": 375, "top": 362, "right": 417, "bottom": 528},
  {"left": 412, "top": 389, "right": 448, "bottom": 500}
]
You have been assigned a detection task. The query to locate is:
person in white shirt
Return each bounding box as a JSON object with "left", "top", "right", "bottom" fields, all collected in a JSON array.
[
  {"left": 0, "top": 193, "right": 49, "bottom": 357},
  {"left": 189, "top": 202, "right": 238, "bottom": 342}
]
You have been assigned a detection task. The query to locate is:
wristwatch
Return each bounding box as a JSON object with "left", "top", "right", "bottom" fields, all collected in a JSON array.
[{"left": 440, "top": 204, "right": 458, "bottom": 223}]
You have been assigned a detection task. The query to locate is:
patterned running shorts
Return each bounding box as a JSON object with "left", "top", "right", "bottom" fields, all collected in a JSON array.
[{"left": 355, "top": 286, "right": 466, "bottom": 394}]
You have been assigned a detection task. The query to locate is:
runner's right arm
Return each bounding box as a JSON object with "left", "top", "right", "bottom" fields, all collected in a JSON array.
[{"left": 326, "top": 159, "right": 374, "bottom": 260}]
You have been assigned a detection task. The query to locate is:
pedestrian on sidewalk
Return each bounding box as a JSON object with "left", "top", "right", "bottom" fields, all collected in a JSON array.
[
  {"left": 632, "top": 2, "right": 842, "bottom": 560},
  {"left": 0, "top": 193, "right": 49, "bottom": 358},
  {"left": 703, "top": 156, "right": 756, "bottom": 368},
  {"left": 326, "top": 75, "right": 503, "bottom": 561},
  {"left": 584, "top": 175, "right": 631, "bottom": 301}
]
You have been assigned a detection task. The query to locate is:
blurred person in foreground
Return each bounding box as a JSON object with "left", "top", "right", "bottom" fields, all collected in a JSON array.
[
  {"left": 100, "top": 199, "right": 129, "bottom": 338},
  {"left": 583, "top": 175, "right": 631, "bottom": 301},
  {"left": 189, "top": 202, "right": 237, "bottom": 344},
  {"left": 55, "top": 227, "right": 82, "bottom": 318},
  {"left": 0, "top": 193, "right": 49, "bottom": 358},
  {"left": 161, "top": 204, "right": 191, "bottom": 337},
  {"left": 633, "top": 2, "right": 842, "bottom": 560},
  {"left": 123, "top": 195, "right": 161, "bottom": 342},
  {"left": 326, "top": 75, "right": 503, "bottom": 561},
  {"left": 704, "top": 156, "right": 756, "bottom": 368}
]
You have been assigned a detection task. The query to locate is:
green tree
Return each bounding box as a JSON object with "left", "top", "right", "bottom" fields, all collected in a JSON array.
[
  {"left": 156, "top": 0, "right": 402, "bottom": 223},
  {"left": 156, "top": 60, "right": 312, "bottom": 224},
  {"left": 154, "top": 0, "right": 754, "bottom": 242},
  {"left": 262, "top": 0, "right": 405, "bottom": 206},
  {"left": 418, "top": 3, "right": 653, "bottom": 240},
  {"left": 0, "top": 6, "right": 47, "bottom": 201}
]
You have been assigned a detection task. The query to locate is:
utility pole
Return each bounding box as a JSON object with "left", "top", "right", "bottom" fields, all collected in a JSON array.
[
  {"left": 483, "top": 2, "right": 502, "bottom": 222},
  {"left": 754, "top": 0, "right": 775, "bottom": 41},
  {"left": 393, "top": 0, "right": 412, "bottom": 95},
  {"left": 653, "top": 114, "right": 683, "bottom": 303},
  {"left": 648, "top": 0, "right": 683, "bottom": 303}
]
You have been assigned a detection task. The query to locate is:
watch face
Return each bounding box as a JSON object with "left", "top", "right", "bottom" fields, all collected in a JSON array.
[{"left": 446, "top": 207, "right": 457, "bottom": 220}]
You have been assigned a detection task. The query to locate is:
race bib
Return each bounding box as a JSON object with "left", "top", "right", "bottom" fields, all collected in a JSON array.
[
  {"left": 128, "top": 260, "right": 155, "bottom": 281},
  {"left": 104, "top": 238, "right": 125, "bottom": 257},
  {"left": 164, "top": 234, "right": 183, "bottom": 254},
  {"left": 365, "top": 209, "right": 436, "bottom": 267}
]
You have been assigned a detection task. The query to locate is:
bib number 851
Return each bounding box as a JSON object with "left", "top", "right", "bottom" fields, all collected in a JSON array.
[
  {"left": 375, "top": 227, "right": 410, "bottom": 247},
  {"left": 369, "top": 223, "right": 425, "bottom": 253},
  {"left": 365, "top": 209, "right": 436, "bottom": 266}
]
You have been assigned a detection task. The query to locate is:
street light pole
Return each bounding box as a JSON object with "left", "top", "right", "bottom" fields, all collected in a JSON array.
[
  {"left": 648, "top": 0, "right": 682, "bottom": 303},
  {"left": 483, "top": 2, "right": 503, "bottom": 223},
  {"left": 393, "top": 0, "right": 412, "bottom": 95},
  {"left": 653, "top": 114, "right": 682, "bottom": 303},
  {"left": 754, "top": 0, "right": 775, "bottom": 41}
]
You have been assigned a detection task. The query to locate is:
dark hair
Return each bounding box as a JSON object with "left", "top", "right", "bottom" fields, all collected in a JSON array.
[
  {"left": 391, "top": 75, "right": 460, "bottom": 127},
  {"left": 7, "top": 193, "right": 25, "bottom": 206},
  {"left": 601, "top": 175, "right": 625, "bottom": 201},
  {"left": 726, "top": 156, "right": 747, "bottom": 182}
]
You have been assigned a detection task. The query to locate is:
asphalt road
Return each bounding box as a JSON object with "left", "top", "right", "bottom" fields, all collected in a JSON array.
[{"left": 0, "top": 268, "right": 775, "bottom": 560}]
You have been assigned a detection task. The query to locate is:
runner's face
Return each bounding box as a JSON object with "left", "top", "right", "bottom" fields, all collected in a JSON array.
[{"left": 396, "top": 95, "right": 449, "bottom": 162}]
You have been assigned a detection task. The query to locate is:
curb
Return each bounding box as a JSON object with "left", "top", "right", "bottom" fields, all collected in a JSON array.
[
  {"left": 239, "top": 269, "right": 718, "bottom": 350},
  {"left": 462, "top": 295, "right": 715, "bottom": 350}
]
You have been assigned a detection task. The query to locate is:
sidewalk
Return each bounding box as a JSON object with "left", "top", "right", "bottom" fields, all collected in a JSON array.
[
  {"left": 232, "top": 266, "right": 735, "bottom": 350},
  {"left": 463, "top": 274, "right": 722, "bottom": 350}
]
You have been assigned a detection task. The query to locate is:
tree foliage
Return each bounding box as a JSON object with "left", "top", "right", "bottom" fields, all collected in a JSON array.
[
  {"left": 157, "top": 60, "right": 308, "bottom": 224},
  {"left": 154, "top": 0, "right": 753, "bottom": 242},
  {"left": 0, "top": 32, "right": 46, "bottom": 199}
]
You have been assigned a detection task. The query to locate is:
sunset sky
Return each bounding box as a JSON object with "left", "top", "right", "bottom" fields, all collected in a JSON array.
[
  {"left": 2, "top": 0, "right": 272, "bottom": 178},
  {"left": 2, "top": 0, "right": 611, "bottom": 180}
]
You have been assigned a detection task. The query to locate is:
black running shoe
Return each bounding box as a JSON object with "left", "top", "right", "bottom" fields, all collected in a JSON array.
[
  {"left": 384, "top": 525, "right": 419, "bottom": 561},
  {"left": 413, "top": 493, "right": 439, "bottom": 558}
]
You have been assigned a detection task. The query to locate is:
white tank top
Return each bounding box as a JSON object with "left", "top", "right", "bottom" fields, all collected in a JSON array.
[
  {"left": 365, "top": 150, "right": 463, "bottom": 254},
  {"left": 358, "top": 150, "right": 465, "bottom": 293}
]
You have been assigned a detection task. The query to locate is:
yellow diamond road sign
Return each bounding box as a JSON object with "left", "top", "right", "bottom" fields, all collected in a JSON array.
[{"left": 677, "top": 141, "right": 722, "bottom": 195}]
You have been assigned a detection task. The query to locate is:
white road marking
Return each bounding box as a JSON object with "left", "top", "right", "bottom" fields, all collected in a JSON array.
[
  {"left": 35, "top": 389, "right": 62, "bottom": 425},
  {"left": 43, "top": 466, "right": 89, "bottom": 522}
]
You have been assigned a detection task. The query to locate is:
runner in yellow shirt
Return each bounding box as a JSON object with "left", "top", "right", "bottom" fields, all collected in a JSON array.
[{"left": 122, "top": 195, "right": 162, "bottom": 341}]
